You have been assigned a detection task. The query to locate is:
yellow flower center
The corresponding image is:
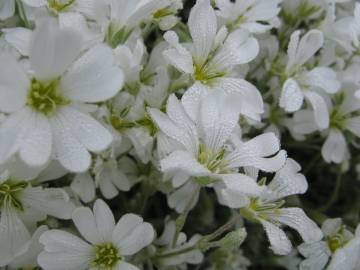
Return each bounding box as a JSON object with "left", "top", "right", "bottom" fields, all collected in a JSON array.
[
  {"left": 91, "top": 243, "right": 122, "bottom": 270},
  {"left": 0, "top": 179, "right": 28, "bottom": 211},
  {"left": 27, "top": 78, "right": 69, "bottom": 115},
  {"left": 48, "top": 0, "right": 75, "bottom": 12}
]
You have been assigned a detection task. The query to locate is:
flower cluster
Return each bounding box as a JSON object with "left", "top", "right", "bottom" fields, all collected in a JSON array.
[{"left": 0, "top": 0, "right": 360, "bottom": 269}]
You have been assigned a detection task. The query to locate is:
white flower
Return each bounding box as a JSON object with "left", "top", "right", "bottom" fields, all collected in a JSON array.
[
  {"left": 0, "top": 20, "right": 123, "bottom": 172},
  {"left": 105, "top": 0, "right": 170, "bottom": 47},
  {"left": 319, "top": 2, "right": 355, "bottom": 54},
  {"left": 293, "top": 88, "right": 360, "bottom": 163},
  {"left": 215, "top": 0, "right": 282, "bottom": 33},
  {"left": 38, "top": 199, "right": 155, "bottom": 270},
  {"left": 327, "top": 224, "right": 360, "bottom": 270},
  {"left": 71, "top": 150, "right": 131, "bottom": 202},
  {"left": 279, "top": 29, "right": 341, "bottom": 129},
  {"left": 239, "top": 158, "right": 323, "bottom": 255},
  {"left": 105, "top": 90, "right": 158, "bottom": 164},
  {"left": 155, "top": 218, "right": 203, "bottom": 266},
  {"left": 298, "top": 218, "right": 360, "bottom": 270},
  {"left": 153, "top": 0, "right": 183, "bottom": 31},
  {"left": 4, "top": 13, "right": 103, "bottom": 56},
  {"left": 0, "top": 169, "right": 75, "bottom": 266},
  {"left": 104, "top": 59, "right": 170, "bottom": 163},
  {"left": 114, "top": 39, "right": 146, "bottom": 86},
  {"left": 163, "top": 0, "right": 263, "bottom": 120},
  {"left": 0, "top": 0, "right": 15, "bottom": 20},
  {"left": 22, "top": 0, "right": 108, "bottom": 21},
  {"left": 8, "top": 225, "right": 48, "bottom": 270},
  {"left": 149, "top": 91, "right": 286, "bottom": 212},
  {"left": 322, "top": 2, "right": 360, "bottom": 54}
]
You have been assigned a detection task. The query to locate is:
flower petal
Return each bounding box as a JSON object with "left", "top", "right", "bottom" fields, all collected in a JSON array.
[
  {"left": 38, "top": 229, "right": 91, "bottom": 270},
  {"left": 39, "top": 229, "right": 91, "bottom": 253},
  {"left": 4, "top": 27, "right": 32, "bottom": 56},
  {"left": 112, "top": 214, "right": 143, "bottom": 245},
  {"left": 161, "top": 150, "right": 211, "bottom": 176},
  {"left": 260, "top": 219, "right": 292, "bottom": 255},
  {"left": 18, "top": 112, "right": 52, "bottom": 167},
  {"left": 116, "top": 261, "right": 140, "bottom": 270},
  {"left": 72, "top": 207, "right": 102, "bottom": 244},
  {"left": 168, "top": 181, "right": 200, "bottom": 213},
  {"left": 345, "top": 116, "right": 360, "bottom": 137},
  {"left": 0, "top": 0, "right": 15, "bottom": 19},
  {"left": 163, "top": 31, "right": 193, "bottom": 74},
  {"left": 301, "top": 67, "right": 340, "bottom": 94},
  {"left": 113, "top": 214, "right": 154, "bottom": 255},
  {"left": 148, "top": 108, "right": 196, "bottom": 154},
  {"left": 99, "top": 177, "right": 119, "bottom": 199},
  {"left": 199, "top": 91, "right": 240, "bottom": 152},
  {"left": 21, "top": 187, "right": 75, "bottom": 219},
  {"left": 293, "top": 110, "right": 318, "bottom": 135},
  {"left": 181, "top": 82, "right": 208, "bottom": 122},
  {"left": 294, "top": 29, "right": 324, "bottom": 67},
  {"left": 0, "top": 208, "right": 31, "bottom": 266},
  {"left": 188, "top": 0, "right": 217, "bottom": 64},
  {"left": 219, "top": 173, "right": 264, "bottom": 196},
  {"left": 50, "top": 112, "right": 91, "bottom": 173},
  {"left": 38, "top": 251, "right": 90, "bottom": 270},
  {"left": 212, "top": 29, "right": 259, "bottom": 67},
  {"left": 321, "top": 130, "right": 347, "bottom": 164},
  {"left": 279, "top": 78, "right": 304, "bottom": 112},
  {"left": 30, "top": 20, "right": 82, "bottom": 81},
  {"left": 304, "top": 91, "right": 329, "bottom": 129},
  {"left": 271, "top": 208, "right": 323, "bottom": 243},
  {"left": 61, "top": 44, "right": 124, "bottom": 103},
  {"left": 0, "top": 53, "right": 29, "bottom": 113},
  {"left": 58, "top": 106, "right": 113, "bottom": 153},
  {"left": 166, "top": 94, "right": 198, "bottom": 154},
  {"left": 327, "top": 236, "right": 360, "bottom": 270},
  {"left": 265, "top": 158, "right": 308, "bottom": 201},
  {"left": 93, "top": 199, "right": 115, "bottom": 243},
  {"left": 226, "top": 133, "right": 286, "bottom": 172},
  {"left": 116, "top": 222, "right": 154, "bottom": 256},
  {"left": 9, "top": 225, "right": 48, "bottom": 269},
  {"left": 298, "top": 242, "right": 330, "bottom": 270},
  {"left": 21, "top": 0, "right": 46, "bottom": 7},
  {"left": 0, "top": 108, "right": 33, "bottom": 164},
  {"left": 214, "top": 78, "right": 264, "bottom": 121},
  {"left": 286, "top": 30, "right": 300, "bottom": 70},
  {"left": 215, "top": 187, "right": 250, "bottom": 208},
  {"left": 70, "top": 173, "right": 96, "bottom": 203},
  {"left": 321, "top": 218, "right": 343, "bottom": 236},
  {"left": 106, "top": 167, "right": 131, "bottom": 192},
  {"left": 127, "top": 0, "right": 168, "bottom": 27}
]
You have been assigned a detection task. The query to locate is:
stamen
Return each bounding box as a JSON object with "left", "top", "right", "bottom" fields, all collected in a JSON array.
[
  {"left": 91, "top": 243, "right": 122, "bottom": 269},
  {"left": 27, "top": 78, "right": 68, "bottom": 115},
  {"left": 0, "top": 180, "right": 28, "bottom": 211}
]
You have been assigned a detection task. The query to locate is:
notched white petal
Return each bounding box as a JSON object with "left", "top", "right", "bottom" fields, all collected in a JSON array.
[
  {"left": 260, "top": 219, "right": 292, "bottom": 255},
  {"left": 280, "top": 78, "right": 304, "bottom": 112},
  {"left": 272, "top": 208, "right": 323, "bottom": 243}
]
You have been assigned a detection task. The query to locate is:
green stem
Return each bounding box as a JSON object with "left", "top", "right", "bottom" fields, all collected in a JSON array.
[
  {"left": 15, "top": 0, "right": 31, "bottom": 28},
  {"left": 155, "top": 245, "right": 197, "bottom": 259},
  {"left": 169, "top": 75, "right": 192, "bottom": 93},
  {"left": 142, "top": 22, "right": 155, "bottom": 41},
  {"left": 171, "top": 185, "right": 200, "bottom": 247},
  {"left": 147, "top": 258, "right": 154, "bottom": 270},
  {"left": 307, "top": 209, "right": 329, "bottom": 225},
  {"left": 318, "top": 171, "right": 342, "bottom": 212},
  {"left": 303, "top": 152, "right": 321, "bottom": 174},
  {"left": 156, "top": 215, "right": 240, "bottom": 260},
  {"left": 202, "top": 215, "right": 239, "bottom": 242}
]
